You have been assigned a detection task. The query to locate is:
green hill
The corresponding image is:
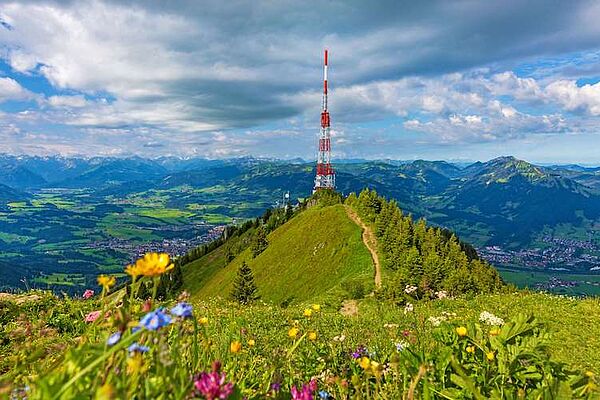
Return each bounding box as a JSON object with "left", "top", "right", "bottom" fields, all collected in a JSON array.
[{"left": 182, "top": 203, "right": 374, "bottom": 304}]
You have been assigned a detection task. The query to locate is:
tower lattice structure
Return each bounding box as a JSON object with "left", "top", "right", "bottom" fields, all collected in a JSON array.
[{"left": 314, "top": 49, "right": 335, "bottom": 191}]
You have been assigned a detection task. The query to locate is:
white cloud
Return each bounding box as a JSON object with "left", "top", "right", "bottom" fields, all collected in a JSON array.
[
  {"left": 48, "top": 95, "right": 88, "bottom": 108},
  {"left": 545, "top": 80, "right": 600, "bottom": 116},
  {"left": 0, "top": 77, "right": 32, "bottom": 102}
]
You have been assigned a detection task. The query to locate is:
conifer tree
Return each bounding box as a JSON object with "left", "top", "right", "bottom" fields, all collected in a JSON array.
[
  {"left": 250, "top": 226, "right": 269, "bottom": 257},
  {"left": 231, "top": 261, "right": 259, "bottom": 304}
]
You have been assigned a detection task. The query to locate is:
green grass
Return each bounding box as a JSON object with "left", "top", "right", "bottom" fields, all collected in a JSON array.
[
  {"left": 184, "top": 204, "right": 374, "bottom": 304},
  {"left": 498, "top": 268, "right": 600, "bottom": 296},
  {"left": 0, "top": 232, "right": 33, "bottom": 244},
  {"left": 32, "top": 273, "right": 86, "bottom": 287}
]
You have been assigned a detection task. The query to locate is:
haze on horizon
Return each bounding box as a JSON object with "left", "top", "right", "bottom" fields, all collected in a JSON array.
[{"left": 1, "top": 1, "right": 600, "bottom": 164}]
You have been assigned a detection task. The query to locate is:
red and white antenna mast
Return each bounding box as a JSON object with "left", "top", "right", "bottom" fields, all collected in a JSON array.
[{"left": 314, "top": 49, "right": 335, "bottom": 191}]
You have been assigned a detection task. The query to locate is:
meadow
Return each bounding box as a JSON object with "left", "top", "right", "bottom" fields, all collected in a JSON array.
[{"left": 1, "top": 272, "right": 599, "bottom": 399}]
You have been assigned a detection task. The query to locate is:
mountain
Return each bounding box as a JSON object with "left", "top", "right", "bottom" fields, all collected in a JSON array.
[
  {"left": 182, "top": 203, "right": 374, "bottom": 304},
  {"left": 0, "top": 159, "right": 46, "bottom": 189},
  {"left": 0, "top": 183, "right": 28, "bottom": 206}
]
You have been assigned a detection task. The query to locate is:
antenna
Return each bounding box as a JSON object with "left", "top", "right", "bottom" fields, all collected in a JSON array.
[{"left": 314, "top": 49, "right": 335, "bottom": 192}]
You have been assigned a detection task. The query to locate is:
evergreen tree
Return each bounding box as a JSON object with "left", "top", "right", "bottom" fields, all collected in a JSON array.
[
  {"left": 250, "top": 226, "right": 269, "bottom": 257},
  {"left": 231, "top": 261, "right": 259, "bottom": 304}
]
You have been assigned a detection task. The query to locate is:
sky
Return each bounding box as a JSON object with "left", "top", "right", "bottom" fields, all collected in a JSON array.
[{"left": 1, "top": 1, "right": 600, "bottom": 163}]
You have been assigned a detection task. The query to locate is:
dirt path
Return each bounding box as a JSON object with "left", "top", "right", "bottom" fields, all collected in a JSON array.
[{"left": 345, "top": 205, "right": 382, "bottom": 288}]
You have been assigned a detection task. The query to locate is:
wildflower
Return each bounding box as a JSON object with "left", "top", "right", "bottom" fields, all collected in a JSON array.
[
  {"left": 288, "top": 327, "right": 299, "bottom": 339},
  {"left": 466, "top": 345, "right": 475, "bottom": 354},
  {"left": 586, "top": 371, "right": 595, "bottom": 378},
  {"left": 85, "top": 310, "right": 101, "bottom": 323},
  {"left": 370, "top": 361, "right": 382, "bottom": 375},
  {"left": 312, "top": 304, "right": 321, "bottom": 312},
  {"left": 359, "top": 356, "right": 371, "bottom": 370},
  {"left": 126, "top": 353, "right": 145, "bottom": 375},
  {"left": 128, "top": 342, "right": 150, "bottom": 354},
  {"left": 486, "top": 351, "right": 495, "bottom": 361},
  {"left": 308, "top": 331, "right": 317, "bottom": 341},
  {"left": 270, "top": 382, "right": 281, "bottom": 393},
  {"left": 404, "top": 303, "right": 414, "bottom": 314},
  {"left": 479, "top": 311, "right": 505, "bottom": 326},
  {"left": 395, "top": 341, "right": 409, "bottom": 352},
  {"left": 139, "top": 308, "right": 172, "bottom": 331},
  {"left": 170, "top": 302, "right": 193, "bottom": 318},
  {"left": 291, "top": 379, "right": 317, "bottom": 400},
  {"left": 304, "top": 308, "right": 313, "bottom": 318},
  {"left": 199, "top": 317, "right": 209, "bottom": 325},
  {"left": 194, "top": 371, "right": 234, "bottom": 400},
  {"left": 96, "top": 383, "right": 115, "bottom": 400},
  {"left": 97, "top": 275, "right": 116, "bottom": 291},
  {"left": 489, "top": 328, "right": 501, "bottom": 336},
  {"left": 128, "top": 252, "right": 174, "bottom": 277},
  {"left": 319, "top": 390, "right": 331, "bottom": 399},
  {"left": 351, "top": 345, "right": 366, "bottom": 359},
  {"left": 383, "top": 323, "right": 399, "bottom": 329},
  {"left": 404, "top": 284, "right": 417, "bottom": 294},
  {"left": 456, "top": 326, "right": 468, "bottom": 337},
  {"left": 428, "top": 316, "right": 444, "bottom": 326},
  {"left": 435, "top": 290, "right": 448, "bottom": 299},
  {"left": 230, "top": 340, "right": 242, "bottom": 353},
  {"left": 402, "top": 329, "right": 410, "bottom": 337},
  {"left": 82, "top": 289, "right": 94, "bottom": 299},
  {"left": 248, "top": 339, "right": 255, "bottom": 347},
  {"left": 332, "top": 334, "right": 346, "bottom": 342},
  {"left": 106, "top": 332, "right": 122, "bottom": 346}
]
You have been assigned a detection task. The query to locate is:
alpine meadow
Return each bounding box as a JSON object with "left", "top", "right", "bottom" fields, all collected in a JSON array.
[{"left": 2, "top": 1, "right": 600, "bottom": 399}]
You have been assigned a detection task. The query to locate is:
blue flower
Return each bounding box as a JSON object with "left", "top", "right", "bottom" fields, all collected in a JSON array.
[
  {"left": 319, "top": 390, "right": 331, "bottom": 399},
  {"left": 106, "top": 332, "right": 122, "bottom": 346},
  {"left": 128, "top": 342, "right": 150, "bottom": 354},
  {"left": 170, "top": 302, "right": 193, "bottom": 318},
  {"left": 139, "top": 308, "right": 172, "bottom": 331}
]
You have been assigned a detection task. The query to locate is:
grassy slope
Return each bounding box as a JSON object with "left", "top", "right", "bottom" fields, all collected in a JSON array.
[{"left": 182, "top": 204, "right": 374, "bottom": 304}]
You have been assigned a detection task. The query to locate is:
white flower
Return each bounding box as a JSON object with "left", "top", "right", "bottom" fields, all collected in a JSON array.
[
  {"left": 428, "top": 316, "right": 444, "bottom": 326},
  {"left": 479, "top": 311, "right": 505, "bottom": 326},
  {"left": 435, "top": 290, "right": 448, "bottom": 299},
  {"left": 332, "top": 334, "right": 346, "bottom": 342},
  {"left": 404, "top": 285, "right": 418, "bottom": 294},
  {"left": 395, "top": 340, "right": 410, "bottom": 351},
  {"left": 404, "top": 303, "right": 414, "bottom": 314},
  {"left": 383, "top": 323, "right": 399, "bottom": 329}
]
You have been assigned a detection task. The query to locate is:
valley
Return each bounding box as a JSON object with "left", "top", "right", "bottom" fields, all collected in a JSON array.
[{"left": 3, "top": 154, "right": 600, "bottom": 295}]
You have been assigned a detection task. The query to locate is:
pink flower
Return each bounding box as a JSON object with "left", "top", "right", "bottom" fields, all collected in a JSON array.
[
  {"left": 85, "top": 310, "right": 101, "bottom": 323},
  {"left": 83, "top": 289, "right": 94, "bottom": 299},
  {"left": 291, "top": 379, "right": 317, "bottom": 400},
  {"left": 193, "top": 362, "right": 234, "bottom": 400}
]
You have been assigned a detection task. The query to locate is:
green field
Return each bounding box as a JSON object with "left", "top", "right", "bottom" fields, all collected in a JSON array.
[{"left": 184, "top": 204, "right": 374, "bottom": 304}]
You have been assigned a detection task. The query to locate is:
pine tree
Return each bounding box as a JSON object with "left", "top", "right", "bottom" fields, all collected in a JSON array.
[
  {"left": 250, "top": 226, "right": 269, "bottom": 257},
  {"left": 231, "top": 261, "right": 259, "bottom": 304}
]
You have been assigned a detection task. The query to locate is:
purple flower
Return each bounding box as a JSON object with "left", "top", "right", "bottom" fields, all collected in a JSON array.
[
  {"left": 170, "top": 302, "right": 193, "bottom": 318},
  {"left": 270, "top": 382, "right": 281, "bottom": 392},
  {"left": 139, "top": 308, "right": 172, "bottom": 331},
  {"left": 106, "top": 332, "right": 122, "bottom": 346},
  {"left": 319, "top": 390, "right": 331, "bottom": 399},
  {"left": 291, "top": 379, "right": 317, "bottom": 400},
  {"left": 128, "top": 342, "right": 150, "bottom": 354},
  {"left": 194, "top": 371, "right": 234, "bottom": 400}
]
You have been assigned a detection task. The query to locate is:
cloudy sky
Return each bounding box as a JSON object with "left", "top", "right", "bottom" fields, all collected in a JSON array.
[{"left": 1, "top": 0, "right": 600, "bottom": 163}]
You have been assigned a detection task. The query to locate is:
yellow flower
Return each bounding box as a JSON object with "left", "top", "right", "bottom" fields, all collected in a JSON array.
[
  {"left": 370, "top": 361, "right": 382, "bottom": 375},
  {"left": 456, "top": 326, "right": 468, "bottom": 337},
  {"left": 125, "top": 263, "right": 143, "bottom": 278},
  {"left": 288, "top": 327, "right": 299, "bottom": 339},
  {"left": 199, "top": 317, "right": 209, "bottom": 325},
  {"left": 308, "top": 331, "right": 317, "bottom": 341},
  {"left": 230, "top": 341, "right": 242, "bottom": 353},
  {"left": 304, "top": 308, "right": 313, "bottom": 318},
  {"left": 490, "top": 328, "right": 500, "bottom": 336},
  {"left": 359, "top": 356, "right": 371, "bottom": 370},
  {"left": 95, "top": 382, "right": 115, "bottom": 400},
  {"left": 130, "top": 253, "right": 174, "bottom": 277},
  {"left": 97, "top": 275, "right": 116, "bottom": 290},
  {"left": 126, "top": 353, "right": 146, "bottom": 375},
  {"left": 312, "top": 304, "right": 321, "bottom": 312},
  {"left": 466, "top": 346, "right": 475, "bottom": 354},
  {"left": 248, "top": 339, "right": 256, "bottom": 347},
  {"left": 586, "top": 371, "right": 595, "bottom": 378},
  {"left": 486, "top": 351, "right": 495, "bottom": 361}
]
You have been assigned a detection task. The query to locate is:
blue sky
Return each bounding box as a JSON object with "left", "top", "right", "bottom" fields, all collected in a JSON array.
[{"left": 1, "top": 1, "right": 600, "bottom": 163}]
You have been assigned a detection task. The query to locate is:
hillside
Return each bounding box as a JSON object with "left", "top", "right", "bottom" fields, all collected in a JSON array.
[{"left": 182, "top": 204, "right": 374, "bottom": 304}]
